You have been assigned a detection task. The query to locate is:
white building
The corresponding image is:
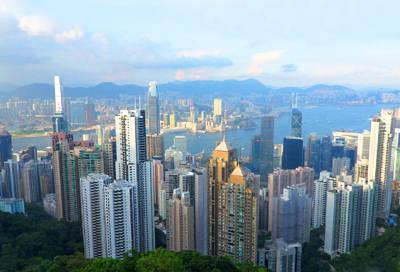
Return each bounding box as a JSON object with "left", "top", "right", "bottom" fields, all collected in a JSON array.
[
  {"left": 54, "top": 75, "right": 63, "bottom": 113},
  {"left": 104, "top": 180, "right": 138, "bottom": 258},
  {"left": 324, "top": 181, "right": 377, "bottom": 255},
  {"left": 368, "top": 110, "right": 393, "bottom": 218},
  {"left": 312, "top": 171, "right": 335, "bottom": 229},
  {"left": 80, "top": 173, "right": 113, "bottom": 259},
  {"left": 114, "top": 109, "right": 155, "bottom": 253}
]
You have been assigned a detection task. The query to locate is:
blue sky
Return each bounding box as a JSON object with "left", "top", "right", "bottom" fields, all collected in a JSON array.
[{"left": 1, "top": 0, "right": 400, "bottom": 87}]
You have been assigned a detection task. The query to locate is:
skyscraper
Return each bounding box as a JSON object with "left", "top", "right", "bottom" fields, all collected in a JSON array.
[
  {"left": 54, "top": 75, "right": 63, "bottom": 113},
  {"left": 146, "top": 134, "right": 164, "bottom": 160},
  {"left": 52, "top": 132, "right": 78, "bottom": 221},
  {"left": 115, "top": 110, "right": 147, "bottom": 182},
  {"left": 305, "top": 133, "right": 321, "bottom": 174},
  {"left": 193, "top": 167, "right": 208, "bottom": 255},
  {"left": 52, "top": 75, "right": 68, "bottom": 133},
  {"left": 271, "top": 185, "right": 312, "bottom": 244},
  {"left": 268, "top": 167, "right": 314, "bottom": 231},
  {"left": 80, "top": 173, "right": 113, "bottom": 259},
  {"left": 21, "top": 160, "right": 41, "bottom": 203},
  {"left": 114, "top": 109, "right": 155, "bottom": 253},
  {"left": 208, "top": 138, "right": 237, "bottom": 256},
  {"left": 282, "top": 137, "right": 304, "bottom": 170},
  {"left": 0, "top": 128, "right": 12, "bottom": 169},
  {"left": 167, "top": 189, "right": 195, "bottom": 251},
  {"left": 104, "top": 180, "right": 138, "bottom": 258},
  {"left": 312, "top": 172, "right": 336, "bottom": 229},
  {"left": 368, "top": 110, "right": 393, "bottom": 218},
  {"left": 251, "top": 115, "right": 274, "bottom": 186},
  {"left": 320, "top": 135, "right": 332, "bottom": 172},
  {"left": 213, "top": 98, "right": 222, "bottom": 116},
  {"left": 217, "top": 165, "right": 259, "bottom": 263},
  {"left": 291, "top": 94, "right": 302, "bottom": 138},
  {"left": 3, "top": 159, "right": 22, "bottom": 198},
  {"left": 324, "top": 181, "right": 376, "bottom": 255},
  {"left": 174, "top": 135, "right": 187, "bottom": 155},
  {"left": 146, "top": 81, "right": 160, "bottom": 135},
  {"left": 102, "top": 138, "right": 117, "bottom": 179}
]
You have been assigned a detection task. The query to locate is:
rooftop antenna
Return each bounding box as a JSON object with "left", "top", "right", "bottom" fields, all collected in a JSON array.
[
  {"left": 134, "top": 97, "right": 137, "bottom": 110},
  {"left": 139, "top": 96, "right": 141, "bottom": 110},
  {"left": 291, "top": 93, "right": 298, "bottom": 109}
]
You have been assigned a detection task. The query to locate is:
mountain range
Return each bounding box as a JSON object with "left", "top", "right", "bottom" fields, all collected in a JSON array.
[{"left": 0, "top": 79, "right": 368, "bottom": 101}]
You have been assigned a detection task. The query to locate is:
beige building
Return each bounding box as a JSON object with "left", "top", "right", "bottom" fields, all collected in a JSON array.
[
  {"left": 167, "top": 189, "right": 195, "bottom": 251},
  {"left": 208, "top": 138, "right": 237, "bottom": 256},
  {"left": 217, "top": 164, "right": 259, "bottom": 263}
]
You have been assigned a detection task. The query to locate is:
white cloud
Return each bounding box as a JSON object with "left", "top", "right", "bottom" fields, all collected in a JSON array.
[
  {"left": 247, "top": 50, "right": 284, "bottom": 76},
  {"left": 18, "top": 15, "right": 55, "bottom": 36},
  {"left": 55, "top": 26, "right": 84, "bottom": 43}
]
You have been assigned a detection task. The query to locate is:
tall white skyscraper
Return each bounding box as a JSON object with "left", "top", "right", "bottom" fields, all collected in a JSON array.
[
  {"left": 114, "top": 109, "right": 155, "bottom": 253},
  {"left": 54, "top": 75, "right": 63, "bottom": 114},
  {"left": 312, "top": 172, "right": 336, "bottom": 229},
  {"left": 80, "top": 173, "right": 113, "bottom": 259},
  {"left": 104, "top": 180, "right": 138, "bottom": 258},
  {"left": 115, "top": 109, "right": 147, "bottom": 182},
  {"left": 368, "top": 110, "right": 393, "bottom": 218},
  {"left": 324, "top": 181, "right": 376, "bottom": 255}
]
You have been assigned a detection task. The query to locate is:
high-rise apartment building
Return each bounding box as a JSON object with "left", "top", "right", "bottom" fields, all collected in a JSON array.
[
  {"left": 114, "top": 109, "right": 155, "bottom": 253},
  {"left": 167, "top": 188, "right": 195, "bottom": 251},
  {"left": 217, "top": 165, "right": 259, "bottom": 263},
  {"left": 146, "top": 134, "right": 164, "bottom": 160},
  {"left": 368, "top": 110, "right": 393, "bottom": 218},
  {"left": 104, "top": 180, "right": 138, "bottom": 258},
  {"left": 208, "top": 138, "right": 237, "bottom": 256},
  {"left": 21, "top": 160, "right": 41, "bottom": 203},
  {"left": 270, "top": 185, "right": 312, "bottom": 244},
  {"left": 193, "top": 167, "right": 208, "bottom": 255},
  {"left": 312, "top": 172, "right": 336, "bottom": 229},
  {"left": 102, "top": 138, "right": 117, "bottom": 179},
  {"left": 80, "top": 173, "right": 113, "bottom": 259},
  {"left": 324, "top": 181, "right": 377, "bottom": 255},
  {"left": 267, "top": 167, "right": 314, "bottom": 231}
]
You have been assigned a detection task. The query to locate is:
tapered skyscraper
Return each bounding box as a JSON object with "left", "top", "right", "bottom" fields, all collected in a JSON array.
[
  {"left": 146, "top": 81, "right": 160, "bottom": 135},
  {"left": 52, "top": 75, "right": 68, "bottom": 132}
]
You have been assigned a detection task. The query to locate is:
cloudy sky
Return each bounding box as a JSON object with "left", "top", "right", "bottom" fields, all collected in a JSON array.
[{"left": 1, "top": 0, "right": 400, "bottom": 87}]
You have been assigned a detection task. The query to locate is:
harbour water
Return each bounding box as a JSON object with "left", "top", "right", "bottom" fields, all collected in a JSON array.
[{"left": 13, "top": 104, "right": 398, "bottom": 156}]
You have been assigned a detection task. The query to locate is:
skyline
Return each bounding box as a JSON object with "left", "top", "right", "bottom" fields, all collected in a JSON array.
[{"left": 0, "top": 0, "right": 400, "bottom": 87}]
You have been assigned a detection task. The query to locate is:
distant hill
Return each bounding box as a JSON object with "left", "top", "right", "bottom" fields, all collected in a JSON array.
[{"left": 0, "top": 79, "right": 360, "bottom": 102}]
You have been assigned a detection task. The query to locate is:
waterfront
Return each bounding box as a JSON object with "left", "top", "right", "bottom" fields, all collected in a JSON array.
[{"left": 13, "top": 104, "right": 398, "bottom": 156}]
